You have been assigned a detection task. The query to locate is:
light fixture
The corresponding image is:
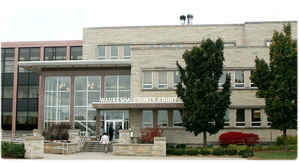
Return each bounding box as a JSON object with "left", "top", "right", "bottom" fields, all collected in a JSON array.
[{"left": 187, "top": 14, "right": 193, "bottom": 25}]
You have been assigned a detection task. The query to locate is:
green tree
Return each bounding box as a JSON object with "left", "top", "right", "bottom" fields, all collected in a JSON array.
[
  {"left": 176, "top": 38, "right": 231, "bottom": 147},
  {"left": 251, "top": 24, "right": 297, "bottom": 151}
]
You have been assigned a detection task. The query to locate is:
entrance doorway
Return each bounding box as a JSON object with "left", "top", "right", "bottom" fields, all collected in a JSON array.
[
  {"left": 105, "top": 120, "right": 123, "bottom": 140},
  {"left": 100, "top": 110, "right": 129, "bottom": 140}
]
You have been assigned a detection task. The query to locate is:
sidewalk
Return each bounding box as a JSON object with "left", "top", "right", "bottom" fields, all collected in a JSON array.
[{"left": 43, "top": 152, "right": 245, "bottom": 160}]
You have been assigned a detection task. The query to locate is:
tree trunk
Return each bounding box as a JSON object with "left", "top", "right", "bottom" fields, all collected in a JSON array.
[
  {"left": 283, "top": 129, "right": 288, "bottom": 152},
  {"left": 203, "top": 131, "right": 207, "bottom": 147}
]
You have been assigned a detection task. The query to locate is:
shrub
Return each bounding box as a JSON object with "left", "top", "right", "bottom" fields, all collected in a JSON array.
[
  {"left": 140, "top": 127, "right": 163, "bottom": 144},
  {"left": 219, "top": 132, "right": 259, "bottom": 146},
  {"left": 225, "top": 144, "right": 238, "bottom": 155},
  {"left": 276, "top": 135, "right": 297, "bottom": 145},
  {"left": 167, "top": 143, "right": 175, "bottom": 149},
  {"left": 1, "top": 142, "right": 25, "bottom": 158},
  {"left": 167, "top": 148, "right": 185, "bottom": 155},
  {"left": 199, "top": 147, "right": 211, "bottom": 155},
  {"left": 254, "top": 144, "right": 263, "bottom": 152},
  {"left": 185, "top": 148, "right": 199, "bottom": 155},
  {"left": 212, "top": 147, "right": 225, "bottom": 155},
  {"left": 237, "top": 145, "right": 252, "bottom": 158},
  {"left": 42, "top": 122, "right": 71, "bottom": 141},
  {"left": 176, "top": 144, "right": 186, "bottom": 149}
]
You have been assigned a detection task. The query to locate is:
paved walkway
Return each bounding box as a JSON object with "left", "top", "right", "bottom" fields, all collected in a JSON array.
[{"left": 44, "top": 152, "right": 244, "bottom": 160}]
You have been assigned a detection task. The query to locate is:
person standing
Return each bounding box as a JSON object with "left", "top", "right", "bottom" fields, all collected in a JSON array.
[
  {"left": 99, "top": 133, "right": 109, "bottom": 153},
  {"left": 108, "top": 124, "right": 114, "bottom": 141}
]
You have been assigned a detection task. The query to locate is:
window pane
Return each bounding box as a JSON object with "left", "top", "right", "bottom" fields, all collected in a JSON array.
[
  {"left": 75, "top": 76, "right": 87, "bottom": 91},
  {"left": 105, "top": 76, "right": 118, "bottom": 90},
  {"left": 143, "top": 72, "right": 152, "bottom": 88},
  {"left": 19, "top": 48, "right": 30, "bottom": 61},
  {"left": 30, "top": 48, "right": 40, "bottom": 61},
  {"left": 110, "top": 46, "right": 119, "bottom": 59},
  {"left": 142, "top": 110, "right": 153, "bottom": 128},
  {"left": 59, "top": 92, "right": 70, "bottom": 105},
  {"left": 98, "top": 46, "right": 105, "bottom": 59},
  {"left": 251, "top": 109, "right": 261, "bottom": 127},
  {"left": 3, "top": 86, "right": 13, "bottom": 98},
  {"left": 158, "top": 110, "right": 168, "bottom": 127},
  {"left": 173, "top": 110, "right": 183, "bottom": 127},
  {"left": 173, "top": 71, "right": 180, "bottom": 88},
  {"left": 104, "top": 91, "right": 117, "bottom": 98},
  {"left": 75, "top": 107, "right": 87, "bottom": 120},
  {"left": 236, "top": 109, "right": 245, "bottom": 126},
  {"left": 75, "top": 92, "right": 87, "bottom": 106},
  {"left": 58, "top": 106, "right": 69, "bottom": 120},
  {"left": 88, "top": 109, "right": 96, "bottom": 121},
  {"left": 88, "top": 92, "right": 100, "bottom": 105},
  {"left": 235, "top": 71, "right": 244, "bottom": 87},
  {"left": 45, "top": 77, "right": 57, "bottom": 91},
  {"left": 87, "top": 76, "right": 100, "bottom": 91},
  {"left": 158, "top": 72, "right": 168, "bottom": 89},
  {"left": 44, "top": 47, "right": 55, "bottom": 60},
  {"left": 224, "top": 109, "right": 230, "bottom": 122},
  {"left": 219, "top": 71, "right": 230, "bottom": 87},
  {"left": 71, "top": 46, "right": 82, "bottom": 60},
  {"left": 58, "top": 77, "right": 70, "bottom": 91},
  {"left": 55, "top": 47, "right": 66, "bottom": 60},
  {"left": 119, "top": 75, "right": 130, "bottom": 90},
  {"left": 119, "top": 91, "right": 130, "bottom": 98},
  {"left": 124, "top": 45, "right": 131, "bottom": 59},
  {"left": 17, "top": 86, "right": 29, "bottom": 98},
  {"left": 45, "top": 92, "right": 57, "bottom": 106},
  {"left": 4, "top": 61, "right": 14, "bottom": 72},
  {"left": 29, "top": 86, "right": 39, "bottom": 98},
  {"left": 250, "top": 70, "right": 257, "bottom": 88}
]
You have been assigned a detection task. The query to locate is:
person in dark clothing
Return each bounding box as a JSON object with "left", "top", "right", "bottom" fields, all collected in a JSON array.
[{"left": 108, "top": 124, "right": 114, "bottom": 141}]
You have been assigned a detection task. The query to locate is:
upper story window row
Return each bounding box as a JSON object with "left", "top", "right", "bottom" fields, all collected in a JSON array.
[
  {"left": 142, "top": 69, "right": 257, "bottom": 90},
  {"left": 98, "top": 45, "right": 131, "bottom": 60}
]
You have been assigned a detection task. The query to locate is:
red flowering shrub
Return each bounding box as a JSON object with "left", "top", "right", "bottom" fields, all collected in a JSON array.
[
  {"left": 140, "top": 127, "right": 163, "bottom": 144},
  {"left": 219, "top": 132, "right": 259, "bottom": 145}
]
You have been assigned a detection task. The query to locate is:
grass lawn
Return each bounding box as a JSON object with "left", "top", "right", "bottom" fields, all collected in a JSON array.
[{"left": 251, "top": 151, "right": 297, "bottom": 160}]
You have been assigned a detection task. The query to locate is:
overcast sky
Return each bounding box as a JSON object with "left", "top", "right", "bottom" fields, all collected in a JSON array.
[{"left": 0, "top": 0, "right": 299, "bottom": 42}]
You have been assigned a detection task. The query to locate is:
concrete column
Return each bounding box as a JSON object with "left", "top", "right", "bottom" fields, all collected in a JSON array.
[
  {"left": 229, "top": 109, "right": 236, "bottom": 127},
  {"left": 70, "top": 76, "right": 75, "bottom": 128},
  {"left": 38, "top": 74, "right": 45, "bottom": 130},
  {"left": 153, "top": 110, "right": 158, "bottom": 128},
  {"left": 66, "top": 46, "right": 71, "bottom": 60},
  {"left": 245, "top": 109, "right": 252, "bottom": 127},
  {"left": 38, "top": 46, "right": 45, "bottom": 130},
  {"left": 261, "top": 109, "right": 268, "bottom": 128},
  {"left": 168, "top": 110, "right": 173, "bottom": 127},
  {"left": 12, "top": 47, "right": 19, "bottom": 137},
  {"left": 244, "top": 71, "right": 251, "bottom": 88},
  {"left": 96, "top": 109, "right": 100, "bottom": 139}
]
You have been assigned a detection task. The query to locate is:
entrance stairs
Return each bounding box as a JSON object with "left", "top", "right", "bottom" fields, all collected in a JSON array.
[{"left": 82, "top": 141, "right": 113, "bottom": 152}]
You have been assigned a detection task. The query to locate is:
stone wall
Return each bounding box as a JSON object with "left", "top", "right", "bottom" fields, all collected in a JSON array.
[
  {"left": 24, "top": 136, "right": 44, "bottom": 159},
  {"left": 68, "top": 129, "right": 82, "bottom": 151},
  {"left": 113, "top": 137, "right": 166, "bottom": 156},
  {"left": 44, "top": 142, "right": 78, "bottom": 154}
]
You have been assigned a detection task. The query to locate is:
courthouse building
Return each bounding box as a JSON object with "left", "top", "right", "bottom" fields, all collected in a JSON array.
[{"left": 1, "top": 21, "right": 297, "bottom": 144}]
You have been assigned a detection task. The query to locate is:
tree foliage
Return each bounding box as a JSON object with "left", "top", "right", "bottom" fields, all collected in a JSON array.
[
  {"left": 176, "top": 38, "right": 231, "bottom": 146},
  {"left": 250, "top": 24, "right": 297, "bottom": 151}
]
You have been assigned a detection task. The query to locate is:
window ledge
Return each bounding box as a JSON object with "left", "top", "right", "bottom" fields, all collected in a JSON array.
[{"left": 141, "top": 88, "right": 176, "bottom": 91}]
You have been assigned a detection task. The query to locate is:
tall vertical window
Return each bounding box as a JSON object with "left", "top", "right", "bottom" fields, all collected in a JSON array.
[
  {"left": 173, "top": 110, "right": 183, "bottom": 127},
  {"left": 110, "top": 46, "right": 119, "bottom": 59},
  {"left": 104, "top": 75, "right": 130, "bottom": 98},
  {"left": 74, "top": 76, "right": 100, "bottom": 136},
  {"left": 219, "top": 71, "right": 230, "bottom": 88},
  {"left": 158, "top": 110, "right": 168, "bottom": 127},
  {"left": 44, "top": 47, "right": 66, "bottom": 60},
  {"left": 236, "top": 109, "right": 245, "bottom": 127},
  {"left": 158, "top": 71, "right": 168, "bottom": 89},
  {"left": 142, "top": 110, "right": 153, "bottom": 128},
  {"left": 124, "top": 45, "right": 131, "bottom": 59},
  {"left": 224, "top": 109, "right": 230, "bottom": 126},
  {"left": 1, "top": 48, "right": 15, "bottom": 73},
  {"left": 44, "top": 76, "right": 70, "bottom": 127},
  {"left": 71, "top": 46, "right": 82, "bottom": 60},
  {"left": 234, "top": 71, "right": 244, "bottom": 88},
  {"left": 142, "top": 71, "right": 153, "bottom": 89},
  {"left": 98, "top": 46, "right": 106, "bottom": 60},
  {"left": 250, "top": 70, "right": 257, "bottom": 88},
  {"left": 173, "top": 71, "right": 180, "bottom": 88},
  {"left": 251, "top": 109, "right": 261, "bottom": 127}
]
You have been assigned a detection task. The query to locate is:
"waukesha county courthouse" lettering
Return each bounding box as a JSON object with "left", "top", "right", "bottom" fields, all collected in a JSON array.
[{"left": 98, "top": 97, "right": 178, "bottom": 104}]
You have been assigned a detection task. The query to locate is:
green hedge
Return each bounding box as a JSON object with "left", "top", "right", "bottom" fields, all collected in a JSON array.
[
  {"left": 1, "top": 142, "right": 25, "bottom": 158},
  {"left": 276, "top": 135, "right": 297, "bottom": 145}
]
